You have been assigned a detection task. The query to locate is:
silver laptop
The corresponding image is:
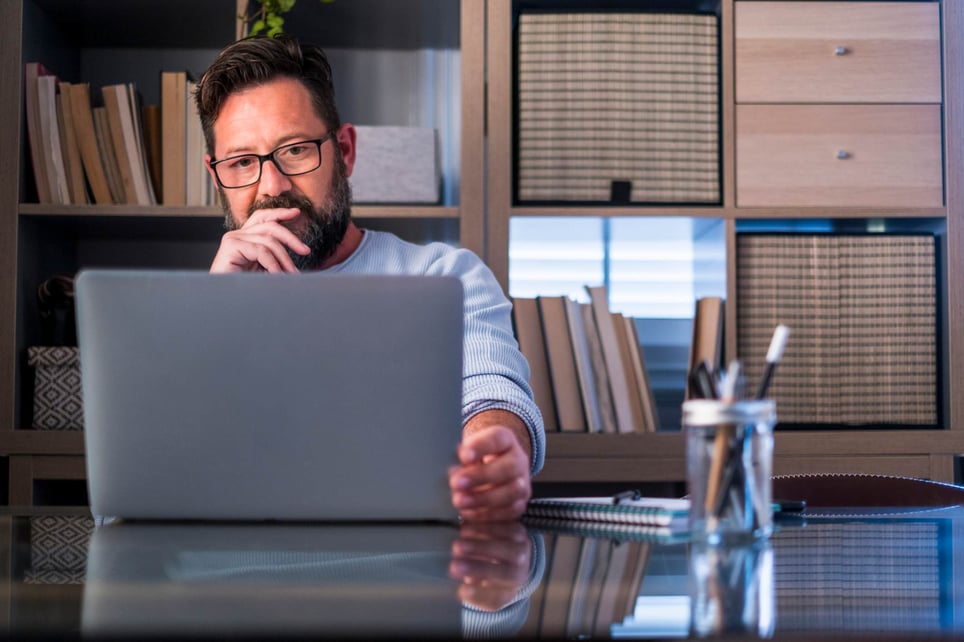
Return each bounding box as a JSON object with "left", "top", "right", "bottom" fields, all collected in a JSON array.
[{"left": 75, "top": 270, "right": 463, "bottom": 522}]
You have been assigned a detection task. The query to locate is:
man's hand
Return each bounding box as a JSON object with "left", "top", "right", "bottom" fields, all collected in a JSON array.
[
  {"left": 449, "top": 521, "right": 532, "bottom": 611},
  {"left": 450, "top": 410, "right": 533, "bottom": 522},
  {"left": 210, "top": 207, "right": 310, "bottom": 273}
]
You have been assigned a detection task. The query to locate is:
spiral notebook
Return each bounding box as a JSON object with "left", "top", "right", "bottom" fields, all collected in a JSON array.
[{"left": 524, "top": 496, "right": 690, "bottom": 532}]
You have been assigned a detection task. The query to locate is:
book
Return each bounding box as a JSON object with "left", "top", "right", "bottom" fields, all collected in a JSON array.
[
  {"left": 526, "top": 496, "right": 690, "bottom": 528},
  {"left": 24, "top": 62, "right": 53, "bottom": 203},
  {"left": 591, "top": 539, "right": 640, "bottom": 637},
  {"left": 101, "top": 84, "right": 140, "bottom": 204},
  {"left": 103, "top": 83, "right": 155, "bottom": 205},
  {"left": 92, "top": 106, "right": 126, "bottom": 203},
  {"left": 539, "top": 534, "right": 584, "bottom": 638},
  {"left": 161, "top": 70, "right": 188, "bottom": 205},
  {"left": 126, "top": 83, "right": 158, "bottom": 205},
  {"left": 612, "top": 312, "right": 647, "bottom": 433},
  {"left": 512, "top": 297, "right": 559, "bottom": 432},
  {"left": 66, "top": 83, "right": 113, "bottom": 205},
  {"left": 565, "top": 299, "right": 606, "bottom": 433},
  {"left": 565, "top": 537, "right": 605, "bottom": 638},
  {"left": 576, "top": 301, "right": 616, "bottom": 434},
  {"left": 687, "top": 296, "right": 724, "bottom": 399},
  {"left": 55, "top": 84, "right": 88, "bottom": 204},
  {"left": 141, "top": 104, "right": 163, "bottom": 199},
  {"left": 586, "top": 284, "right": 636, "bottom": 433},
  {"left": 37, "top": 74, "right": 71, "bottom": 204},
  {"left": 185, "top": 79, "right": 209, "bottom": 205},
  {"left": 537, "top": 296, "right": 586, "bottom": 432},
  {"left": 621, "top": 315, "right": 660, "bottom": 432}
]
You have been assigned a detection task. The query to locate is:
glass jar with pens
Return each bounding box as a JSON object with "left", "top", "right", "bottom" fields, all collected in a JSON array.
[
  {"left": 684, "top": 398, "right": 776, "bottom": 542},
  {"left": 684, "top": 325, "right": 788, "bottom": 543}
]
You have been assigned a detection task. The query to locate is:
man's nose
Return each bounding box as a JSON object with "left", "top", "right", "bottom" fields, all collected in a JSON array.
[{"left": 257, "top": 157, "right": 293, "bottom": 196}]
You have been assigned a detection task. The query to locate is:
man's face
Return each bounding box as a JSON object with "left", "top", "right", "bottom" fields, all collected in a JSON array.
[{"left": 207, "top": 77, "right": 354, "bottom": 269}]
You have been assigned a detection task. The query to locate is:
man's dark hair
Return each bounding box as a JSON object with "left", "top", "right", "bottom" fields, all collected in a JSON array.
[{"left": 195, "top": 35, "right": 341, "bottom": 157}]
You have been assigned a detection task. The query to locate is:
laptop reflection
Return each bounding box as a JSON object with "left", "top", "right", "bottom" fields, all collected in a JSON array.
[{"left": 81, "top": 523, "right": 462, "bottom": 638}]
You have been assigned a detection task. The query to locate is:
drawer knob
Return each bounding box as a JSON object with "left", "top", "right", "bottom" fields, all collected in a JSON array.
[
  {"left": 834, "top": 45, "right": 849, "bottom": 56},
  {"left": 836, "top": 150, "right": 850, "bottom": 160}
]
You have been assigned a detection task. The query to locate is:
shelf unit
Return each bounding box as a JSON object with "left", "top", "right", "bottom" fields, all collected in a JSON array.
[
  {"left": 0, "top": 0, "right": 483, "bottom": 504},
  {"left": 2, "top": 0, "right": 962, "bottom": 501},
  {"left": 486, "top": 0, "right": 964, "bottom": 484}
]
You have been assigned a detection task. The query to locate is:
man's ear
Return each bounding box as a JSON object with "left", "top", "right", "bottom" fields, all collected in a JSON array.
[
  {"left": 204, "top": 155, "right": 218, "bottom": 186},
  {"left": 336, "top": 123, "right": 357, "bottom": 177}
]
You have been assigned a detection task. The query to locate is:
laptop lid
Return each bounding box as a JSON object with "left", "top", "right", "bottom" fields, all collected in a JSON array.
[{"left": 75, "top": 270, "right": 463, "bottom": 522}]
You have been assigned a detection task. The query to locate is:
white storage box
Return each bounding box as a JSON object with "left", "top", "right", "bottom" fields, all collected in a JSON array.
[{"left": 349, "top": 126, "right": 441, "bottom": 204}]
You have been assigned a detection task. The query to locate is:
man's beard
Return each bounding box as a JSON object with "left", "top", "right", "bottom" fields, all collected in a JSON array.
[{"left": 222, "top": 154, "right": 353, "bottom": 271}]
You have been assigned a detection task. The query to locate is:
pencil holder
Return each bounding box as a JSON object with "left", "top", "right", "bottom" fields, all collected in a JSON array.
[
  {"left": 689, "top": 539, "right": 775, "bottom": 638},
  {"left": 684, "top": 400, "right": 776, "bottom": 543}
]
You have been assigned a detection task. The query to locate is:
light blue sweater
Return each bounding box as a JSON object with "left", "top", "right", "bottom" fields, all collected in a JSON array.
[{"left": 323, "top": 229, "right": 545, "bottom": 475}]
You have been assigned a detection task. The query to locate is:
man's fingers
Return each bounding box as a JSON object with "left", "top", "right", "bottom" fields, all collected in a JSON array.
[
  {"left": 238, "top": 220, "right": 311, "bottom": 256},
  {"left": 229, "top": 236, "right": 300, "bottom": 273},
  {"left": 454, "top": 475, "right": 530, "bottom": 511},
  {"left": 451, "top": 448, "right": 528, "bottom": 492},
  {"left": 244, "top": 207, "right": 302, "bottom": 226},
  {"left": 458, "top": 498, "right": 529, "bottom": 522},
  {"left": 212, "top": 224, "right": 311, "bottom": 273},
  {"left": 450, "top": 557, "right": 529, "bottom": 586},
  {"left": 459, "top": 426, "right": 518, "bottom": 464}
]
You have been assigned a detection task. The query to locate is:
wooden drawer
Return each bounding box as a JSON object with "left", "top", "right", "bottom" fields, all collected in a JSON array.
[
  {"left": 736, "top": 2, "right": 941, "bottom": 104},
  {"left": 736, "top": 104, "right": 943, "bottom": 208}
]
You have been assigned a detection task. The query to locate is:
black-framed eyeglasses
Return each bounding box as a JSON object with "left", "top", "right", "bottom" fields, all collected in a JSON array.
[{"left": 210, "top": 133, "right": 334, "bottom": 189}]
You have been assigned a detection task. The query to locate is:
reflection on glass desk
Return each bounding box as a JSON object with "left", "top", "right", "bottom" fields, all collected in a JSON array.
[
  {"left": 529, "top": 506, "right": 964, "bottom": 639},
  {"left": 0, "top": 510, "right": 544, "bottom": 639},
  {"left": 3, "top": 507, "right": 964, "bottom": 639}
]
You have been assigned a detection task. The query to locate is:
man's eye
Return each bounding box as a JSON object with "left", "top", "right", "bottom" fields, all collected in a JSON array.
[
  {"left": 227, "top": 156, "right": 256, "bottom": 170},
  {"left": 282, "top": 144, "right": 310, "bottom": 158}
]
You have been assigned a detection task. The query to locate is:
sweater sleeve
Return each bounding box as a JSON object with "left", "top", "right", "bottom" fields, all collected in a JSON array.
[{"left": 431, "top": 249, "right": 546, "bottom": 476}]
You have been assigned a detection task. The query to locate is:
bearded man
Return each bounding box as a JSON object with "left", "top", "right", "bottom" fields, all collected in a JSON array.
[{"left": 196, "top": 35, "right": 544, "bottom": 522}]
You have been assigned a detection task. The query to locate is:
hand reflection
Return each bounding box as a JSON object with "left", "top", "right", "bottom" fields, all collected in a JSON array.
[{"left": 450, "top": 521, "right": 532, "bottom": 612}]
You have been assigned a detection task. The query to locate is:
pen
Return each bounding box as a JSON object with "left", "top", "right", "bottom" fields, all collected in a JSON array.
[
  {"left": 689, "top": 360, "right": 719, "bottom": 399},
  {"left": 772, "top": 499, "right": 806, "bottom": 513},
  {"left": 755, "top": 325, "right": 790, "bottom": 400},
  {"left": 612, "top": 489, "right": 641, "bottom": 505},
  {"left": 719, "top": 360, "right": 742, "bottom": 403}
]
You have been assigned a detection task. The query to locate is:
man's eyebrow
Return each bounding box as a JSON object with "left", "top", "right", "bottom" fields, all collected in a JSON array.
[{"left": 219, "top": 134, "right": 319, "bottom": 158}]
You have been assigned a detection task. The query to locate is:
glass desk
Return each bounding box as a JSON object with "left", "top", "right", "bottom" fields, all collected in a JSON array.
[{"left": 1, "top": 506, "right": 963, "bottom": 639}]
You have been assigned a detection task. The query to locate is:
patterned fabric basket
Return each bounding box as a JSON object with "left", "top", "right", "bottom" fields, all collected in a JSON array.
[
  {"left": 28, "top": 346, "right": 83, "bottom": 430},
  {"left": 23, "top": 515, "right": 94, "bottom": 584}
]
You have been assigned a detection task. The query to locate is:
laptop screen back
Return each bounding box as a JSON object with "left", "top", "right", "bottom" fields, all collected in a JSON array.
[{"left": 75, "top": 270, "right": 463, "bottom": 522}]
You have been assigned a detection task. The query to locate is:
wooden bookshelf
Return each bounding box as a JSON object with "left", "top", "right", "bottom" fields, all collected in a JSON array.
[
  {"left": 489, "top": 0, "right": 964, "bottom": 485},
  {"left": 0, "top": 0, "right": 482, "bottom": 504}
]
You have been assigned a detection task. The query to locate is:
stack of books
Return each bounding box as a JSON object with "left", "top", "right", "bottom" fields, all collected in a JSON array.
[
  {"left": 512, "top": 285, "right": 660, "bottom": 434},
  {"left": 23, "top": 62, "right": 214, "bottom": 207}
]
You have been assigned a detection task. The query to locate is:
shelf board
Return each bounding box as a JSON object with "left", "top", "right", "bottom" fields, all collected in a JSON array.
[
  {"left": 20, "top": 204, "right": 219, "bottom": 218},
  {"left": 508, "top": 205, "right": 947, "bottom": 219},
  {"left": 546, "top": 429, "right": 964, "bottom": 458},
  {"left": 353, "top": 205, "right": 459, "bottom": 219},
  {"left": 541, "top": 430, "right": 964, "bottom": 483},
  {"left": 0, "top": 430, "right": 85, "bottom": 456},
  {"left": 19, "top": 204, "right": 459, "bottom": 220}
]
